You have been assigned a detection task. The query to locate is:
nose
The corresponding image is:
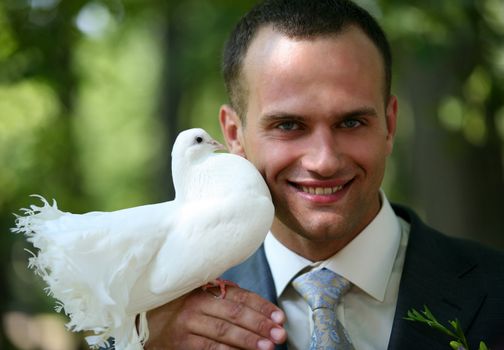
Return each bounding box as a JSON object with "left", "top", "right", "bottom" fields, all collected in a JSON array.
[{"left": 301, "top": 129, "right": 342, "bottom": 177}]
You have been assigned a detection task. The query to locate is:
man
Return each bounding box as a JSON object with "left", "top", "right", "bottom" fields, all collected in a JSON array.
[{"left": 145, "top": 1, "right": 504, "bottom": 349}]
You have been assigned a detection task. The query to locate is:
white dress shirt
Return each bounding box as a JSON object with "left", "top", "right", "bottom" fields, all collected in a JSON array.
[{"left": 264, "top": 192, "right": 410, "bottom": 350}]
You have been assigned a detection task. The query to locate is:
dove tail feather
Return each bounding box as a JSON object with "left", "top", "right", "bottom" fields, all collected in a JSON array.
[
  {"left": 11, "top": 194, "right": 61, "bottom": 236},
  {"left": 12, "top": 196, "right": 156, "bottom": 350},
  {"left": 83, "top": 314, "right": 147, "bottom": 350},
  {"left": 83, "top": 313, "right": 146, "bottom": 350},
  {"left": 137, "top": 312, "right": 150, "bottom": 345},
  {"left": 108, "top": 315, "right": 145, "bottom": 350},
  {"left": 85, "top": 329, "right": 112, "bottom": 349},
  {"left": 11, "top": 195, "right": 65, "bottom": 284}
]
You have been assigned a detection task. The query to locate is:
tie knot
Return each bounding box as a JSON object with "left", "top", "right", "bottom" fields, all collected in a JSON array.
[{"left": 292, "top": 268, "right": 351, "bottom": 310}]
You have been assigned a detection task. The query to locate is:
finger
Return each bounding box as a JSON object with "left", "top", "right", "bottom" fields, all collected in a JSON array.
[
  {"left": 187, "top": 313, "right": 276, "bottom": 350},
  {"left": 213, "top": 286, "right": 286, "bottom": 324},
  {"left": 200, "top": 289, "right": 287, "bottom": 344},
  {"left": 184, "top": 334, "right": 242, "bottom": 350},
  {"left": 205, "top": 295, "right": 285, "bottom": 341},
  {"left": 145, "top": 332, "right": 241, "bottom": 350}
]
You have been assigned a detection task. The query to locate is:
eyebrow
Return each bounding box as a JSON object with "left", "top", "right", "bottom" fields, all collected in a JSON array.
[
  {"left": 342, "top": 107, "right": 379, "bottom": 119},
  {"left": 261, "top": 113, "right": 305, "bottom": 123}
]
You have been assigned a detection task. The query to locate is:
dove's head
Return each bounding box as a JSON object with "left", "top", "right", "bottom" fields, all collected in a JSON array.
[
  {"left": 171, "top": 128, "right": 225, "bottom": 199},
  {"left": 172, "top": 128, "right": 225, "bottom": 160}
]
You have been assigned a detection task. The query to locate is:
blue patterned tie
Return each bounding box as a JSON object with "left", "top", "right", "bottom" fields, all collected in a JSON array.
[{"left": 292, "top": 268, "right": 355, "bottom": 350}]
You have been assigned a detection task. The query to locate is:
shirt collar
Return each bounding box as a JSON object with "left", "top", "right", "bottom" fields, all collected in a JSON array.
[
  {"left": 264, "top": 231, "right": 311, "bottom": 299},
  {"left": 264, "top": 191, "right": 401, "bottom": 302}
]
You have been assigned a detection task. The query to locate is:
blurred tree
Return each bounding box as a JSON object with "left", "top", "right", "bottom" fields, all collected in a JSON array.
[
  {"left": 1, "top": 0, "right": 87, "bottom": 343},
  {"left": 378, "top": 0, "right": 504, "bottom": 249},
  {"left": 0, "top": 2, "right": 89, "bottom": 348},
  {"left": 1, "top": 0, "right": 88, "bottom": 202},
  {"left": 155, "top": 0, "right": 258, "bottom": 199}
]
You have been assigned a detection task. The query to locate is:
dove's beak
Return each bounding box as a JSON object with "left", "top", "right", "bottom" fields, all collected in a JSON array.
[{"left": 209, "top": 139, "right": 226, "bottom": 152}]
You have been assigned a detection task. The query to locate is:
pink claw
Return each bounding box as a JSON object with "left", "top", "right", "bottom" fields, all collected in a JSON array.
[{"left": 202, "top": 278, "right": 239, "bottom": 299}]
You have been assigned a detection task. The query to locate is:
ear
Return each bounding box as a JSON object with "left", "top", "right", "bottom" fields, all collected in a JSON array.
[
  {"left": 385, "top": 95, "right": 398, "bottom": 155},
  {"left": 219, "top": 104, "right": 246, "bottom": 157}
]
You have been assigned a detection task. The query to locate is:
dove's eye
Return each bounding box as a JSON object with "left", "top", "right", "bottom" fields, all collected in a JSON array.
[{"left": 196, "top": 137, "right": 203, "bottom": 144}]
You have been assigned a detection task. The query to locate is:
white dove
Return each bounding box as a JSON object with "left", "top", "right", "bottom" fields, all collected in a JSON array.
[{"left": 11, "top": 128, "right": 275, "bottom": 350}]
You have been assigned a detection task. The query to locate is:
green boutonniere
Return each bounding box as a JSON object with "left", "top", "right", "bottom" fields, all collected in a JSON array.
[{"left": 405, "top": 305, "right": 489, "bottom": 350}]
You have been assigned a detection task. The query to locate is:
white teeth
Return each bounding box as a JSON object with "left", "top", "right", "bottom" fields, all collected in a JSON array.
[{"left": 300, "top": 185, "right": 343, "bottom": 195}]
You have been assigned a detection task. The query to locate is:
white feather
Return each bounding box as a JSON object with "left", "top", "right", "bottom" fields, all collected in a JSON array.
[{"left": 12, "top": 128, "right": 275, "bottom": 350}]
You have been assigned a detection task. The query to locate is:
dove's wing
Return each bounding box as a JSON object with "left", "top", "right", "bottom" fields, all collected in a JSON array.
[{"left": 127, "top": 190, "right": 274, "bottom": 312}]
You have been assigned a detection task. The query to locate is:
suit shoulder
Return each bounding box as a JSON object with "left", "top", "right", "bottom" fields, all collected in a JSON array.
[
  {"left": 393, "top": 203, "right": 504, "bottom": 276},
  {"left": 436, "top": 231, "right": 504, "bottom": 278}
]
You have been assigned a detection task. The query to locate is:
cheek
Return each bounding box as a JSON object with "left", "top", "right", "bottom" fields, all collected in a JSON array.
[
  {"left": 356, "top": 144, "right": 388, "bottom": 179},
  {"left": 245, "top": 140, "right": 298, "bottom": 184},
  {"left": 344, "top": 134, "right": 389, "bottom": 172}
]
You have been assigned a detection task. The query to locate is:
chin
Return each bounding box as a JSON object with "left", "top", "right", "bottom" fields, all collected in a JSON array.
[{"left": 303, "top": 224, "right": 351, "bottom": 242}]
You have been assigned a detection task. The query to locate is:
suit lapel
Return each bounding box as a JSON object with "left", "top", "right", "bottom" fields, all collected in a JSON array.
[
  {"left": 222, "top": 245, "right": 278, "bottom": 302},
  {"left": 388, "top": 205, "right": 487, "bottom": 350}
]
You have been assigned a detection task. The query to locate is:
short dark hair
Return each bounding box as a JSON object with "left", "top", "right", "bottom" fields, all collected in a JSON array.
[{"left": 222, "top": 0, "right": 392, "bottom": 119}]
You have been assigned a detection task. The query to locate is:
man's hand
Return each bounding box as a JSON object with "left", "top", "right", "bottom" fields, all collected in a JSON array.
[{"left": 144, "top": 286, "right": 287, "bottom": 350}]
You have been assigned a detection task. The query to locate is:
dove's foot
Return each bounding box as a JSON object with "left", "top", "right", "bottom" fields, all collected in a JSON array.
[{"left": 202, "top": 278, "right": 239, "bottom": 299}]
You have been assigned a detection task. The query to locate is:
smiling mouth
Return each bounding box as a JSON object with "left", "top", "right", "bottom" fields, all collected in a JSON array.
[
  {"left": 300, "top": 185, "right": 343, "bottom": 195},
  {"left": 288, "top": 180, "right": 350, "bottom": 196}
]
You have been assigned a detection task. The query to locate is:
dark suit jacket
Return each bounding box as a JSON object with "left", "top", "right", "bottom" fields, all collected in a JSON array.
[{"left": 222, "top": 204, "right": 504, "bottom": 350}]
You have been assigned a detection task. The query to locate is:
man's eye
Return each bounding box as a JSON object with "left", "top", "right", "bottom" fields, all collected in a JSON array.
[
  {"left": 277, "top": 121, "right": 300, "bottom": 131},
  {"left": 341, "top": 119, "right": 362, "bottom": 128}
]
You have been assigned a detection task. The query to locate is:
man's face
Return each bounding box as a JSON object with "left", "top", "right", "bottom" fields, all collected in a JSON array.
[{"left": 220, "top": 25, "right": 397, "bottom": 260}]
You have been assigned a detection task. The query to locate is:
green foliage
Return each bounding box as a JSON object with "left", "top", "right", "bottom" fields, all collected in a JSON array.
[{"left": 406, "top": 306, "right": 489, "bottom": 350}]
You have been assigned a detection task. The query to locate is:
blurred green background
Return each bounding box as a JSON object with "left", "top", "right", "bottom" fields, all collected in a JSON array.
[{"left": 1, "top": 0, "right": 503, "bottom": 349}]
